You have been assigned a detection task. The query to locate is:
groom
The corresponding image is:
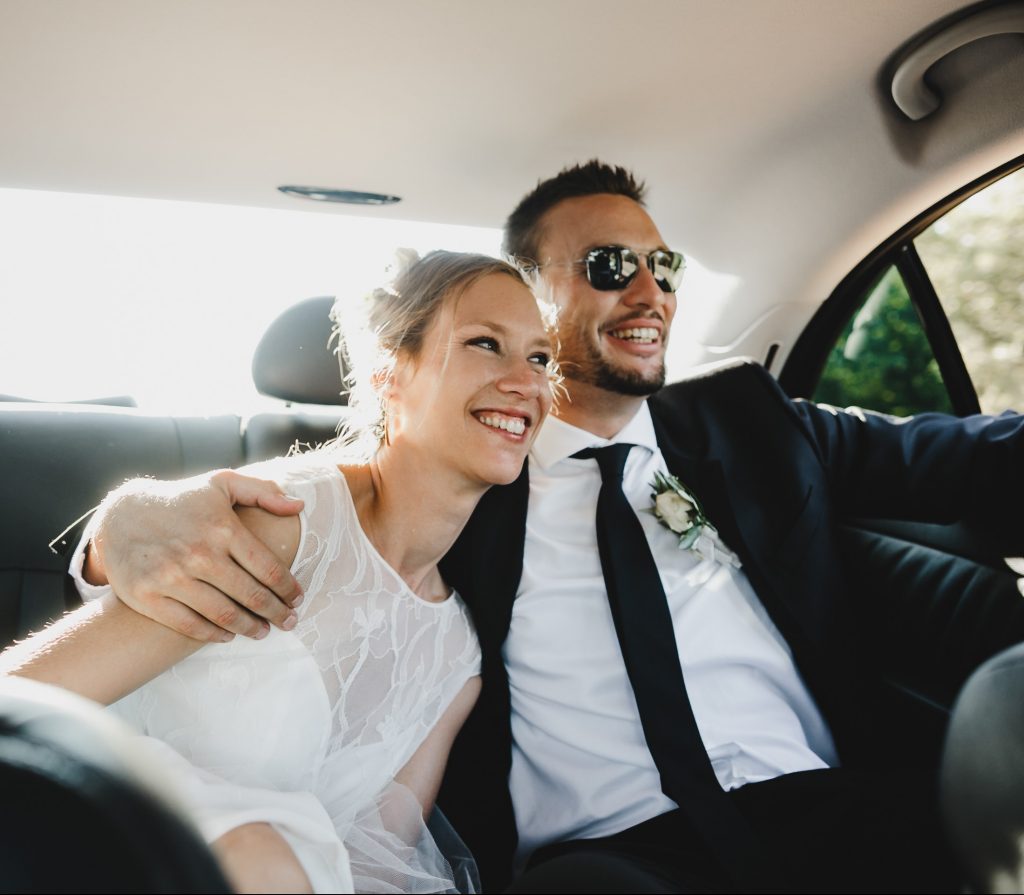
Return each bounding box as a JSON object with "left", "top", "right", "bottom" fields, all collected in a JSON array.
[{"left": 75, "top": 161, "right": 1024, "bottom": 892}]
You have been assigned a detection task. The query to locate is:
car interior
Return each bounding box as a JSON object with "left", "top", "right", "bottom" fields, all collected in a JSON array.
[{"left": 2, "top": 0, "right": 1024, "bottom": 890}]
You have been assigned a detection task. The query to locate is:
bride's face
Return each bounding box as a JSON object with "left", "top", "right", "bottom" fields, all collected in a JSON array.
[{"left": 389, "top": 273, "right": 554, "bottom": 486}]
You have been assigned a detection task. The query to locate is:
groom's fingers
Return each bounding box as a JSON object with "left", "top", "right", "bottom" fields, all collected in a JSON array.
[
  {"left": 196, "top": 522, "right": 299, "bottom": 634},
  {"left": 107, "top": 536, "right": 280, "bottom": 640},
  {"left": 149, "top": 536, "right": 292, "bottom": 638},
  {"left": 176, "top": 574, "right": 276, "bottom": 641},
  {"left": 210, "top": 469, "right": 304, "bottom": 520},
  {"left": 145, "top": 590, "right": 244, "bottom": 644},
  {"left": 105, "top": 573, "right": 256, "bottom": 643},
  {"left": 149, "top": 576, "right": 275, "bottom": 642},
  {"left": 218, "top": 522, "right": 300, "bottom": 624}
]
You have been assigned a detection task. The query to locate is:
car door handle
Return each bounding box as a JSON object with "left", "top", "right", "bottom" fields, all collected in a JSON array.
[{"left": 891, "top": 1, "right": 1024, "bottom": 120}]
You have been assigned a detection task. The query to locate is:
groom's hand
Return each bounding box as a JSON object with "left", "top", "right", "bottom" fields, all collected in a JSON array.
[{"left": 87, "top": 470, "right": 304, "bottom": 642}]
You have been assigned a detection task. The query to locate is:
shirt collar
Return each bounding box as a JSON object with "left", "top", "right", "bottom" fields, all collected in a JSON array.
[{"left": 531, "top": 402, "right": 658, "bottom": 471}]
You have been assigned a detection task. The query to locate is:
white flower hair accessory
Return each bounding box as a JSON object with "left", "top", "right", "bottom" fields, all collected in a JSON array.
[
  {"left": 384, "top": 246, "right": 421, "bottom": 282},
  {"left": 648, "top": 471, "right": 741, "bottom": 568},
  {"left": 327, "top": 247, "right": 424, "bottom": 457}
]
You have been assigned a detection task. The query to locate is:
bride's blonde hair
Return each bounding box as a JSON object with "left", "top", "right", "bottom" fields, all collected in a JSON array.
[{"left": 331, "top": 250, "right": 538, "bottom": 459}]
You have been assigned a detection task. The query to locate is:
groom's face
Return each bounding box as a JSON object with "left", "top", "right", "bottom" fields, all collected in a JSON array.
[{"left": 536, "top": 194, "right": 676, "bottom": 398}]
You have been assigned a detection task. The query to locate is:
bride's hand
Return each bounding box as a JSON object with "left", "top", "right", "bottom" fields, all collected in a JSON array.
[{"left": 88, "top": 469, "right": 304, "bottom": 642}]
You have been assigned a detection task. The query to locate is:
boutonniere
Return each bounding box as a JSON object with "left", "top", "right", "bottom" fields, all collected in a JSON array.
[{"left": 649, "top": 471, "right": 741, "bottom": 568}]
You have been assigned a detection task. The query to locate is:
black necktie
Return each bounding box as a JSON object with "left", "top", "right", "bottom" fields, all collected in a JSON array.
[{"left": 574, "top": 444, "right": 765, "bottom": 885}]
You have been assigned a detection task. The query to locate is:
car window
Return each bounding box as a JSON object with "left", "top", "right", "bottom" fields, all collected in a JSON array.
[
  {"left": 800, "top": 162, "right": 1024, "bottom": 417},
  {"left": 813, "top": 266, "right": 952, "bottom": 416},
  {"left": 915, "top": 168, "right": 1024, "bottom": 415},
  {"left": 0, "top": 189, "right": 501, "bottom": 415}
]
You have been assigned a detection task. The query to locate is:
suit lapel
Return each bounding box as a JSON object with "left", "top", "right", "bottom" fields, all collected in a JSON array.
[
  {"left": 650, "top": 411, "right": 754, "bottom": 570},
  {"left": 440, "top": 463, "right": 530, "bottom": 654},
  {"left": 650, "top": 403, "right": 819, "bottom": 650}
]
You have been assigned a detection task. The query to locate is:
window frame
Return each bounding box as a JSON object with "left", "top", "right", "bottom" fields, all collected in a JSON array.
[{"left": 779, "top": 153, "right": 1024, "bottom": 417}]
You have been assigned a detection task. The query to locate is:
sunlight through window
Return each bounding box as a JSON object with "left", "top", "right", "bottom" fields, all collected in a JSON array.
[{"left": 0, "top": 189, "right": 502, "bottom": 415}]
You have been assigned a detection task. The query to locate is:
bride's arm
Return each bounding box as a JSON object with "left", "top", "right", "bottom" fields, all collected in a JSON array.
[
  {"left": 0, "top": 594, "right": 207, "bottom": 704},
  {"left": 0, "top": 507, "right": 300, "bottom": 706},
  {"left": 394, "top": 676, "right": 482, "bottom": 819}
]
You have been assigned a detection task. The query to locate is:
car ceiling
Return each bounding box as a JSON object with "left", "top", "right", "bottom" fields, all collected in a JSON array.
[{"left": 2, "top": 0, "right": 1023, "bottom": 370}]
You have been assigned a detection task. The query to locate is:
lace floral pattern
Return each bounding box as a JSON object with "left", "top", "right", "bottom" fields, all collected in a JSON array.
[{"left": 95, "top": 458, "right": 482, "bottom": 893}]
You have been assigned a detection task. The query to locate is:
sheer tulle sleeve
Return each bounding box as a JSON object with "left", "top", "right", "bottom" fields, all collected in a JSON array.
[{"left": 344, "top": 781, "right": 478, "bottom": 893}]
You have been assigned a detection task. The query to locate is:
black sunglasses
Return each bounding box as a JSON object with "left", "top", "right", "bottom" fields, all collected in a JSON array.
[{"left": 577, "top": 245, "right": 686, "bottom": 293}]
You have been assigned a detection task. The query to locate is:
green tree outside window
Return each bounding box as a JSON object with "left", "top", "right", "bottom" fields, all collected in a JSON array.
[{"left": 813, "top": 267, "right": 952, "bottom": 417}]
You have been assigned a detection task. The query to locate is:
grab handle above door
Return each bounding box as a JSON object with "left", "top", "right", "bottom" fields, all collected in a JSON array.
[{"left": 891, "top": 1, "right": 1024, "bottom": 120}]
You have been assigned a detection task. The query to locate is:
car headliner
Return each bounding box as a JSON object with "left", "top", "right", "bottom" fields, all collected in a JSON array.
[{"left": 2, "top": 0, "right": 1022, "bottom": 371}]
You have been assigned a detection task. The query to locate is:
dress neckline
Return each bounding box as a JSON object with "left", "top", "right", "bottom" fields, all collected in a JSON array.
[{"left": 326, "top": 464, "right": 456, "bottom": 610}]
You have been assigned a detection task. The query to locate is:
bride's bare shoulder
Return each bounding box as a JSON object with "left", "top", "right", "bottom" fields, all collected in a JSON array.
[
  {"left": 235, "top": 505, "right": 301, "bottom": 567},
  {"left": 233, "top": 457, "right": 356, "bottom": 566}
]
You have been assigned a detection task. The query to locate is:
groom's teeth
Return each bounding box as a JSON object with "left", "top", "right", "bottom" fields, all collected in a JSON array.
[
  {"left": 610, "top": 327, "right": 659, "bottom": 343},
  {"left": 479, "top": 414, "right": 526, "bottom": 435}
]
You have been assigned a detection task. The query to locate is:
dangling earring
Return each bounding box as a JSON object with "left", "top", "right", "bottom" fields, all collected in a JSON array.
[{"left": 380, "top": 400, "right": 391, "bottom": 447}]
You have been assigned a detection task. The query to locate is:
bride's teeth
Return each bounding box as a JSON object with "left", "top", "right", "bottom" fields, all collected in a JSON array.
[{"left": 478, "top": 414, "right": 526, "bottom": 435}]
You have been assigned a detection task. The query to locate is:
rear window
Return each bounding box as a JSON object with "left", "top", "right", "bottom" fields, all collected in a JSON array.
[{"left": 0, "top": 188, "right": 501, "bottom": 415}]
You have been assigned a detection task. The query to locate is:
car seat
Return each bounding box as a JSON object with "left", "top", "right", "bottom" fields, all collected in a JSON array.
[{"left": 0, "top": 676, "right": 231, "bottom": 893}]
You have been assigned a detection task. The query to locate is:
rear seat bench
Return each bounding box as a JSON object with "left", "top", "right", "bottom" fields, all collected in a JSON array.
[{"left": 0, "top": 402, "right": 343, "bottom": 644}]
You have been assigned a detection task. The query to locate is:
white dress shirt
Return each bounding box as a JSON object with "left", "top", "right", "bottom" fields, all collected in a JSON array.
[{"left": 506, "top": 404, "right": 838, "bottom": 863}]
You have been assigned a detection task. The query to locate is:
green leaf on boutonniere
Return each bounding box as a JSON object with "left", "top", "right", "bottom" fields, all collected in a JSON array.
[
  {"left": 649, "top": 471, "right": 742, "bottom": 568},
  {"left": 678, "top": 526, "right": 703, "bottom": 550}
]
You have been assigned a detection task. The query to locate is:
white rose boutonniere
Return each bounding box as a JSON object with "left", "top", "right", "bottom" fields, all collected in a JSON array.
[
  {"left": 654, "top": 488, "right": 695, "bottom": 535},
  {"left": 649, "top": 471, "right": 741, "bottom": 568}
]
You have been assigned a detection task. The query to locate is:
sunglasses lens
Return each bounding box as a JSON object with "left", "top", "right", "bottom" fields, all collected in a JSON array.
[
  {"left": 586, "top": 247, "right": 638, "bottom": 290},
  {"left": 584, "top": 247, "right": 686, "bottom": 292},
  {"left": 650, "top": 251, "right": 686, "bottom": 292}
]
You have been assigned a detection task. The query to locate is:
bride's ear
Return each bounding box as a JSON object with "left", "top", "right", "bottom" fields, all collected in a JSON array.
[
  {"left": 381, "top": 350, "right": 418, "bottom": 399},
  {"left": 370, "top": 366, "right": 393, "bottom": 395},
  {"left": 377, "top": 355, "right": 419, "bottom": 445}
]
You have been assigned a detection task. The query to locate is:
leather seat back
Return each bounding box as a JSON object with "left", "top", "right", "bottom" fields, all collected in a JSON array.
[
  {"left": 0, "top": 404, "right": 245, "bottom": 643},
  {"left": 243, "top": 411, "right": 343, "bottom": 461},
  {"left": 836, "top": 520, "right": 1024, "bottom": 770}
]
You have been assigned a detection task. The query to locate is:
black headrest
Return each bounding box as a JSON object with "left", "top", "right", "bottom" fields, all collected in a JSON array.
[
  {"left": 0, "top": 677, "right": 230, "bottom": 893},
  {"left": 251, "top": 296, "right": 348, "bottom": 406}
]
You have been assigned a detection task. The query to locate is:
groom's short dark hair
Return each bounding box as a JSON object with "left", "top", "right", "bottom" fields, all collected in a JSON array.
[{"left": 502, "top": 160, "right": 647, "bottom": 265}]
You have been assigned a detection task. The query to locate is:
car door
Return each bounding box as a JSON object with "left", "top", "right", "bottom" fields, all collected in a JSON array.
[{"left": 777, "top": 158, "right": 1024, "bottom": 766}]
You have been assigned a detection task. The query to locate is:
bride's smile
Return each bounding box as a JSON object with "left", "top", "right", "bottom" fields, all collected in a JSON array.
[{"left": 384, "top": 272, "right": 554, "bottom": 490}]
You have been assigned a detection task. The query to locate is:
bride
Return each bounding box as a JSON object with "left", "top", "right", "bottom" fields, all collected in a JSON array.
[{"left": 0, "top": 251, "right": 555, "bottom": 894}]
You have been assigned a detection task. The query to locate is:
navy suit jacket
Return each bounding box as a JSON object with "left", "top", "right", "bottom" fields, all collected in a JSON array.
[{"left": 437, "top": 358, "right": 1024, "bottom": 887}]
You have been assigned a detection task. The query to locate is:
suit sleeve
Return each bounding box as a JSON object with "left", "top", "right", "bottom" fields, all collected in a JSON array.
[{"left": 789, "top": 396, "right": 1024, "bottom": 531}]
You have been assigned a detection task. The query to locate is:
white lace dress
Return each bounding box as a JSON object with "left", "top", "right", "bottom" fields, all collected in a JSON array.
[{"left": 72, "top": 459, "right": 483, "bottom": 894}]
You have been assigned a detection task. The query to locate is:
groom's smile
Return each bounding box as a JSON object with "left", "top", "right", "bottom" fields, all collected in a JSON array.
[{"left": 535, "top": 193, "right": 677, "bottom": 398}]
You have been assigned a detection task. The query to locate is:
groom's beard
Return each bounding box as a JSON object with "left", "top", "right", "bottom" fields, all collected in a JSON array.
[{"left": 559, "top": 329, "right": 667, "bottom": 397}]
